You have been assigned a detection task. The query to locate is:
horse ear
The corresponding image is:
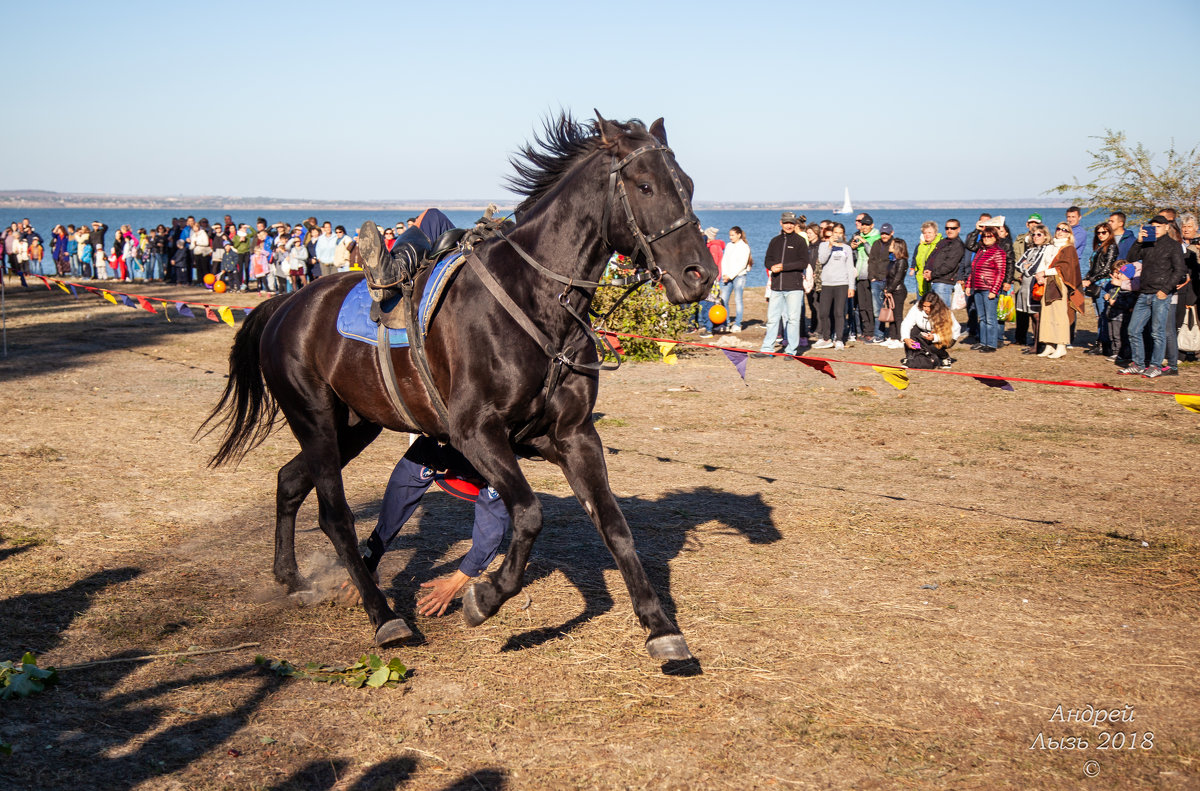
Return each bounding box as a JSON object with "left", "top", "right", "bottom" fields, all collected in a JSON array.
[
  {"left": 648, "top": 117, "right": 667, "bottom": 145},
  {"left": 594, "top": 109, "right": 616, "bottom": 146}
]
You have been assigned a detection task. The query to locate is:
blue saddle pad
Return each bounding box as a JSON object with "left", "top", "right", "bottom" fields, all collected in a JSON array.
[{"left": 336, "top": 251, "right": 465, "bottom": 348}]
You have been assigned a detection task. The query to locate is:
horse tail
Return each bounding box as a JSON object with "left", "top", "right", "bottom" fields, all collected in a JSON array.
[{"left": 197, "top": 291, "right": 293, "bottom": 468}]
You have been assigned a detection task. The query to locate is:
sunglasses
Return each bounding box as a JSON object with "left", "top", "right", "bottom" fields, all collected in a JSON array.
[
  {"left": 1057, "top": 227, "right": 1070, "bottom": 233},
  {"left": 982, "top": 233, "right": 997, "bottom": 238},
  {"left": 1032, "top": 232, "right": 1046, "bottom": 238},
  {"left": 1097, "top": 229, "right": 1110, "bottom": 235},
  {"left": 945, "top": 225, "right": 960, "bottom": 230}
]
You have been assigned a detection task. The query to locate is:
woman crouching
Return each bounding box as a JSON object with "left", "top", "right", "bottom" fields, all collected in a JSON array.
[{"left": 899, "top": 292, "right": 960, "bottom": 368}]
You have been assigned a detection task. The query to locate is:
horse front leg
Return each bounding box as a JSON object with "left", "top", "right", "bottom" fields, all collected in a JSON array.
[
  {"left": 549, "top": 424, "right": 692, "bottom": 661},
  {"left": 451, "top": 422, "right": 543, "bottom": 627}
]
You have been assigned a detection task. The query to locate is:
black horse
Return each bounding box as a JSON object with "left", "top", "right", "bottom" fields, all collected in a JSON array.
[{"left": 201, "top": 114, "right": 717, "bottom": 659}]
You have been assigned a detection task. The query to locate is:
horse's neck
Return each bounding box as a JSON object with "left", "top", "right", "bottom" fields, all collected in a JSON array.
[{"left": 504, "top": 199, "right": 610, "bottom": 304}]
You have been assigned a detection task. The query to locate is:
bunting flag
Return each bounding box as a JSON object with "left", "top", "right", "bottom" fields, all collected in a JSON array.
[
  {"left": 795, "top": 356, "right": 837, "bottom": 379},
  {"left": 68, "top": 283, "right": 78, "bottom": 297},
  {"left": 176, "top": 302, "right": 194, "bottom": 318},
  {"left": 56, "top": 281, "right": 71, "bottom": 294},
  {"left": 598, "top": 330, "right": 623, "bottom": 355},
  {"left": 1060, "top": 380, "right": 1120, "bottom": 391},
  {"left": 161, "top": 301, "right": 172, "bottom": 322},
  {"left": 242, "top": 308, "right": 253, "bottom": 318},
  {"left": 974, "top": 376, "right": 1015, "bottom": 391},
  {"left": 217, "top": 306, "right": 235, "bottom": 327},
  {"left": 101, "top": 291, "right": 117, "bottom": 304},
  {"left": 657, "top": 341, "right": 678, "bottom": 365},
  {"left": 872, "top": 365, "right": 910, "bottom": 391},
  {"left": 119, "top": 295, "right": 136, "bottom": 308},
  {"left": 205, "top": 307, "right": 219, "bottom": 322},
  {"left": 1176, "top": 394, "right": 1200, "bottom": 413},
  {"left": 38, "top": 275, "right": 51, "bottom": 289},
  {"left": 135, "top": 296, "right": 157, "bottom": 314},
  {"left": 721, "top": 348, "right": 748, "bottom": 380}
]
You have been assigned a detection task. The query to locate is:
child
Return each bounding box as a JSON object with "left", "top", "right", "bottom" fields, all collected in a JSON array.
[{"left": 172, "top": 240, "right": 188, "bottom": 285}]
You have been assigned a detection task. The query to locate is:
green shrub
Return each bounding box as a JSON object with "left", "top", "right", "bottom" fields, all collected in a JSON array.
[{"left": 591, "top": 260, "right": 696, "bottom": 362}]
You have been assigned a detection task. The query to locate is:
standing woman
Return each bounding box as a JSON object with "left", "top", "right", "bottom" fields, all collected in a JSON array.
[
  {"left": 719, "top": 226, "right": 750, "bottom": 333},
  {"left": 880, "top": 237, "right": 909, "bottom": 347},
  {"left": 1011, "top": 223, "right": 1053, "bottom": 353},
  {"left": 965, "top": 227, "right": 1007, "bottom": 352},
  {"left": 190, "top": 218, "right": 213, "bottom": 283},
  {"left": 1082, "top": 222, "right": 1120, "bottom": 356},
  {"left": 813, "top": 223, "right": 855, "bottom": 349},
  {"left": 1036, "top": 223, "right": 1083, "bottom": 359},
  {"left": 51, "top": 225, "right": 70, "bottom": 276}
]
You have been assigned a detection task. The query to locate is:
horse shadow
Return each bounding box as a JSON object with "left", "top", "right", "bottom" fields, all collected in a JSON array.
[
  {"left": 372, "top": 485, "right": 779, "bottom": 655},
  {"left": 0, "top": 553, "right": 288, "bottom": 791},
  {"left": 267, "top": 759, "right": 505, "bottom": 790}
]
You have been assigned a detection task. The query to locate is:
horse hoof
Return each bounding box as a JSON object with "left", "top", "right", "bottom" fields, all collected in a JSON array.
[
  {"left": 646, "top": 634, "right": 692, "bottom": 661},
  {"left": 461, "top": 584, "right": 488, "bottom": 627},
  {"left": 374, "top": 619, "right": 413, "bottom": 647}
]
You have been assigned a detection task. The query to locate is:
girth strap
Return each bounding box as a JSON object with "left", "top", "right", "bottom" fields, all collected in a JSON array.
[
  {"left": 376, "top": 321, "right": 421, "bottom": 430},
  {"left": 404, "top": 278, "right": 451, "bottom": 430}
]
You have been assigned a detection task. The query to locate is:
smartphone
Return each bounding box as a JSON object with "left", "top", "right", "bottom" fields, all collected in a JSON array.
[{"left": 1142, "top": 225, "right": 1157, "bottom": 243}]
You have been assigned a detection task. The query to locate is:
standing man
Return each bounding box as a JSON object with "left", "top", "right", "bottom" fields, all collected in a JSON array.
[
  {"left": 1119, "top": 214, "right": 1187, "bottom": 378},
  {"left": 1066, "top": 206, "right": 1087, "bottom": 262},
  {"left": 315, "top": 220, "right": 338, "bottom": 278},
  {"left": 1013, "top": 213, "right": 1042, "bottom": 261},
  {"left": 1108, "top": 212, "right": 1135, "bottom": 260},
  {"left": 850, "top": 213, "right": 881, "bottom": 344},
  {"left": 923, "top": 219, "right": 965, "bottom": 306},
  {"left": 864, "top": 221, "right": 894, "bottom": 344},
  {"left": 758, "top": 211, "right": 809, "bottom": 356}
]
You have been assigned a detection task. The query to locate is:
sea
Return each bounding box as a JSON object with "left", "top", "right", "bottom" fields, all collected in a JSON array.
[{"left": 9, "top": 206, "right": 1074, "bottom": 293}]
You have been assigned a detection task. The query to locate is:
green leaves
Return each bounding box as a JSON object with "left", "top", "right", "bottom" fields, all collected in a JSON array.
[
  {"left": 254, "top": 654, "right": 408, "bottom": 690},
  {"left": 0, "top": 652, "right": 59, "bottom": 701}
]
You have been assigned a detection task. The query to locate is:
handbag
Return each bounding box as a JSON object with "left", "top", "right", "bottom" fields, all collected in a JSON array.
[
  {"left": 1180, "top": 306, "right": 1200, "bottom": 353},
  {"left": 877, "top": 292, "right": 895, "bottom": 324},
  {"left": 1031, "top": 281, "right": 1045, "bottom": 301}
]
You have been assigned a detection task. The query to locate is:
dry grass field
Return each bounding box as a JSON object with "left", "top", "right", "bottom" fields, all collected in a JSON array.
[{"left": 1, "top": 277, "right": 1197, "bottom": 790}]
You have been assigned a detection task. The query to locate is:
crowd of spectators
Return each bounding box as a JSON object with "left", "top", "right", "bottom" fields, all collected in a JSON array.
[
  {"left": 0, "top": 215, "right": 430, "bottom": 294},
  {"left": 702, "top": 208, "right": 1199, "bottom": 378}
]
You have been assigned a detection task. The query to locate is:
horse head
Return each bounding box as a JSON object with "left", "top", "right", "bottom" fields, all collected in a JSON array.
[{"left": 593, "top": 113, "right": 717, "bottom": 304}]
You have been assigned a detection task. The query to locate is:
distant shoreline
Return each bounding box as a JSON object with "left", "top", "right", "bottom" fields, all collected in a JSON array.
[{"left": 0, "top": 191, "right": 1070, "bottom": 212}]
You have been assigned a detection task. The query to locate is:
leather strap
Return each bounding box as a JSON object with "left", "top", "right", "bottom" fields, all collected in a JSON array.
[
  {"left": 404, "top": 277, "right": 451, "bottom": 430},
  {"left": 376, "top": 321, "right": 420, "bottom": 429},
  {"left": 466, "top": 252, "right": 557, "bottom": 357}
]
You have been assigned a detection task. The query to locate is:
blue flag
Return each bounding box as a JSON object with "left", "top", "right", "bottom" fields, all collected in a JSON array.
[
  {"left": 176, "top": 302, "right": 195, "bottom": 318},
  {"left": 721, "top": 348, "right": 748, "bottom": 380}
]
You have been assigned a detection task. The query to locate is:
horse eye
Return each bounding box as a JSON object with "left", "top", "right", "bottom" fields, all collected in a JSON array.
[{"left": 638, "top": 184, "right": 653, "bottom": 195}]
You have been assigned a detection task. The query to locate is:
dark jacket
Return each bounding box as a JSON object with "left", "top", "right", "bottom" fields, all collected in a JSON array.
[
  {"left": 925, "top": 236, "right": 966, "bottom": 284},
  {"left": 1128, "top": 237, "right": 1186, "bottom": 296},
  {"left": 866, "top": 236, "right": 893, "bottom": 281},
  {"left": 885, "top": 254, "right": 909, "bottom": 293},
  {"left": 764, "top": 231, "right": 809, "bottom": 292},
  {"left": 1085, "top": 243, "right": 1119, "bottom": 282}
]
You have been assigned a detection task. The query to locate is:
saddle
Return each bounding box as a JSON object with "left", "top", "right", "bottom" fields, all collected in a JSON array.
[{"left": 365, "top": 226, "right": 469, "bottom": 329}]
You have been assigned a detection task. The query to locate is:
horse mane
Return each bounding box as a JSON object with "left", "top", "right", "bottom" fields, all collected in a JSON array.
[{"left": 507, "top": 113, "right": 650, "bottom": 215}]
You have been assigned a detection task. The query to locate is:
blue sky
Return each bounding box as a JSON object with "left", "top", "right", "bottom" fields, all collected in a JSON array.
[{"left": 7, "top": 0, "right": 1198, "bottom": 203}]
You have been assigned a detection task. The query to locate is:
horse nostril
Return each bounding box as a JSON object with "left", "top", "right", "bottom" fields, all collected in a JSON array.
[{"left": 684, "top": 265, "right": 704, "bottom": 280}]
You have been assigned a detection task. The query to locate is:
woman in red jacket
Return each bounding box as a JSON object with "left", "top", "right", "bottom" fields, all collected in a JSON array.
[{"left": 966, "top": 228, "right": 1008, "bottom": 352}]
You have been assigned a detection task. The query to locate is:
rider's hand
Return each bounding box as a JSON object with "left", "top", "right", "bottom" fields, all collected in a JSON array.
[{"left": 417, "top": 570, "right": 471, "bottom": 617}]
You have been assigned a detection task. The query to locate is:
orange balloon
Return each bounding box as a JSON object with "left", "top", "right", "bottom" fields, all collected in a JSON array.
[
  {"left": 213, "top": 280, "right": 227, "bottom": 293},
  {"left": 708, "top": 303, "right": 728, "bottom": 325},
  {"left": 203, "top": 273, "right": 216, "bottom": 286}
]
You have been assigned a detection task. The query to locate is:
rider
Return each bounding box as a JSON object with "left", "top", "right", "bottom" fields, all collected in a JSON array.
[{"left": 359, "top": 435, "right": 510, "bottom": 616}]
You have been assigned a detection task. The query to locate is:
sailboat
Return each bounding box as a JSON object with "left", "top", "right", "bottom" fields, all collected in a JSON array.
[{"left": 836, "top": 187, "right": 852, "bottom": 215}]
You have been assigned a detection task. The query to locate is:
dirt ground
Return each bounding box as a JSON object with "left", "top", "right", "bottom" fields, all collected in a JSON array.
[{"left": 1, "top": 276, "right": 1197, "bottom": 791}]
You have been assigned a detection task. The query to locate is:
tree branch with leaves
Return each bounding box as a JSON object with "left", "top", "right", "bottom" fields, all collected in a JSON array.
[{"left": 1050, "top": 130, "right": 1200, "bottom": 224}]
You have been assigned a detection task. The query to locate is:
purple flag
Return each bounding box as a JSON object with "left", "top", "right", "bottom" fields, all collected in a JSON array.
[
  {"left": 721, "top": 348, "right": 748, "bottom": 380},
  {"left": 68, "top": 284, "right": 78, "bottom": 297},
  {"left": 974, "top": 376, "right": 1015, "bottom": 392},
  {"left": 120, "top": 295, "right": 136, "bottom": 308},
  {"left": 242, "top": 307, "right": 253, "bottom": 317},
  {"left": 175, "top": 302, "right": 195, "bottom": 318}
]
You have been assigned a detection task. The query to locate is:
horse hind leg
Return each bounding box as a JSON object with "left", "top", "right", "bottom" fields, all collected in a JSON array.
[{"left": 273, "top": 417, "right": 382, "bottom": 594}]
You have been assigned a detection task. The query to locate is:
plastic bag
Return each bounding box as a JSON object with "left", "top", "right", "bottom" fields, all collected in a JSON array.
[
  {"left": 951, "top": 283, "right": 967, "bottom": 311},
  {"left": 997, "top": 293, "right": 1015, "bottom": 322}
]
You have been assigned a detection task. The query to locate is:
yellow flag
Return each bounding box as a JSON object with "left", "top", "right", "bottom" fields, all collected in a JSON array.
[
  {"left": 657, "top": 341, "right": 678, "bottom": 365},
  {"left": 161, "top": 301, "right": 172, "bottom": 322},
  {"left": 1175, "top": 394, "right": 1200, "bottom": 413},
  {"left": 56, "top": 281, "right": 70, "bottom": 293},
  {"left": 872, "top": 365, "right": 909, "bottom": 391},
  {"left": 102, "top": 291, "right": 117, "bottom": 304},
  {"left": 218, "top": 306, "right": 235, "bottom": 327}
]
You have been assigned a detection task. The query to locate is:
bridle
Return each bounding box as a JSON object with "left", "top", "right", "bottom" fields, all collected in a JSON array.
[{"left": 464, "top": 140, "right": 698, "bottom": 390}]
